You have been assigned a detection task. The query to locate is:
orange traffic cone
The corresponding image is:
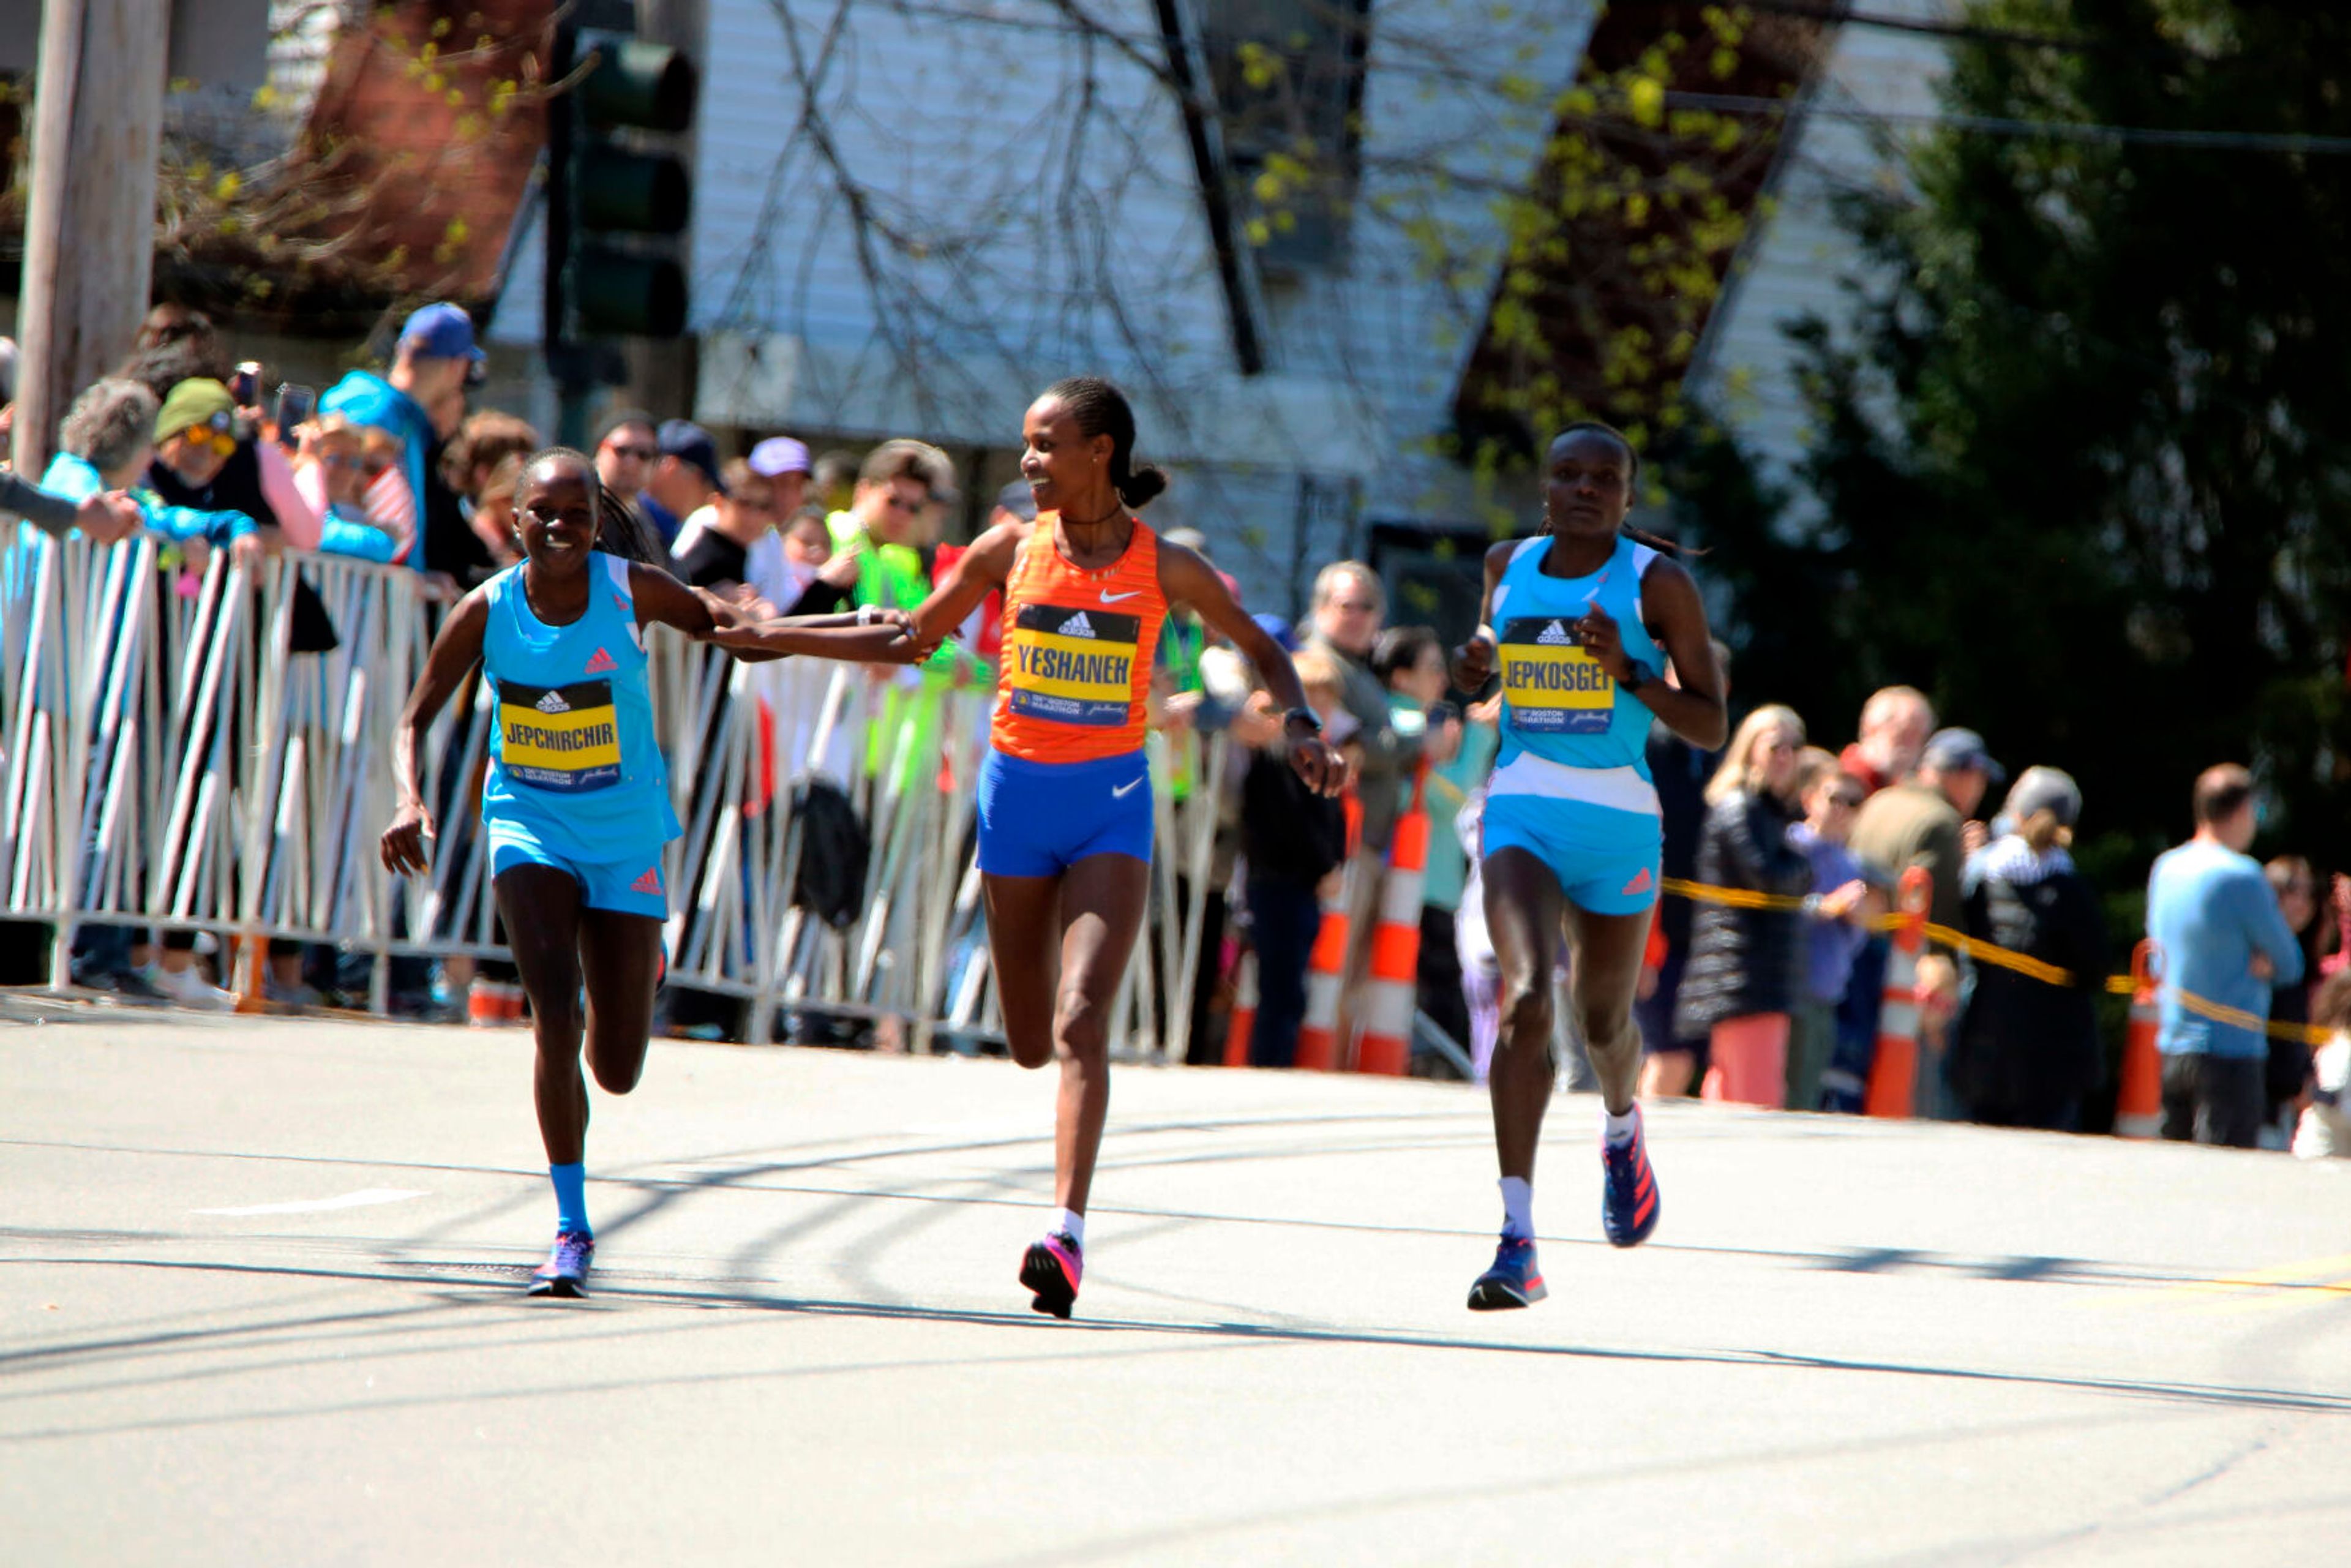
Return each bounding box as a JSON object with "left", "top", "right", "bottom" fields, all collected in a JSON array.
[
  {"left": 1864, "top": 867, "right": 1932, "bottom": 1117},
  {"left": 2114, "top": 940, "right": 2162, "bottom": 1138},
  {"left": 1223, "top": 947, "right": 1258, "bottom": 1067},
  {"left": 1357, "top": 765, "right": 1430, "bottom": 1076},
  {"left": 1294, "top": 791, "right": 1362, "bottom": 1072}
]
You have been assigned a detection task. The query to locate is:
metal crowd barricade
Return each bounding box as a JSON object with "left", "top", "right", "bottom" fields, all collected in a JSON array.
[{"left": 0, "top": 531, "right": 1235, "bottom": 1060}]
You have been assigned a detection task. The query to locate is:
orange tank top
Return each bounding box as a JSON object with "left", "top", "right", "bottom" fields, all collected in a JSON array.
[{"left": 991, "top": 514, "right": 1167, "bottom": 762}]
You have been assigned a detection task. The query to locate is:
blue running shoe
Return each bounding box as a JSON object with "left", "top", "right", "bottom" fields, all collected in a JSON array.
[
  {"left": 1466, "top": 1235, "right": 1546, "bottom": 1311},
  {"left": 1019, "top": 1232, "right": 1082, "bottom": 1320},
  {"left": 528, "top": 1230, "right": 594, "bottom": 1298},
  {"left": 1601, "top": 1106, "right": 1660, "bottom": 1248}
]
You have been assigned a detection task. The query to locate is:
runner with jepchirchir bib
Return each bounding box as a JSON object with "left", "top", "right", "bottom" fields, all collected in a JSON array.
[
  {"left": 1449, "top": 422, "right": 1727, "bottom": 1310},
  {"left": 381, "top": 448, "right": 916, "bottom": 1299},
  {"left": 718, "top": 377, "right": 1343, "bottom": 1319}
]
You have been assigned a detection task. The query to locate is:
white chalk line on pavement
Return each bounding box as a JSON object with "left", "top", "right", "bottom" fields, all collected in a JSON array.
[{"left": 192, "top": 1189, "right": 430, "bottom": 1217}]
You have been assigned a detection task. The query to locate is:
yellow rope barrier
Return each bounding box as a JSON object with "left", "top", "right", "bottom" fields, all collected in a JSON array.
[{"left": 1655, "top": 876, "right": 2330, "bottom": 1048}]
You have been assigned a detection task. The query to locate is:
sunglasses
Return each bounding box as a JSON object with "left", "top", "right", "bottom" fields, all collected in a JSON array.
[
  {"left": 881, "top": 493, "right": 920, "bottom": 514},
  {"left": 1828, "top": 792, "right": 1866, "bottom": 810},
  {"left": 604, "top": 443, "right": 658, "bottom": 463}
]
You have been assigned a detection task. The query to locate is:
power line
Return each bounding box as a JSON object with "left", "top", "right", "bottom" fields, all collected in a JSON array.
[{"left": 1670, "top": 91, "right": 2351, "bottom": 156}]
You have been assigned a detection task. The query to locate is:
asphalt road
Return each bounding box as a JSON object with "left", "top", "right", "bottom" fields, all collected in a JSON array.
[{"left": 4, "top": 1005, "right": 2348, "bottom": 1565}]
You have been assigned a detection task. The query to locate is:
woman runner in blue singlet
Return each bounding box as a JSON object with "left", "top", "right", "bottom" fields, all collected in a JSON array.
[
  {"left": 381, "top": 449, "right": 913, "bottom": 1297},
  {"left": 1448, "top": 423, "right": 1727, "bottom": 1310}
]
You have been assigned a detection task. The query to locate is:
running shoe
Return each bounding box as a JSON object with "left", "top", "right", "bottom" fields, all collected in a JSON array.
[
  {"left": 148, "top": 962, "right": 237, "bottom": 1011},
  {"left": 1600, "top": 1105, "right": 1661, "bottom": 1248},
  {"left": 1019, "top": 1232, "right": 1082, "bottom": 1320},
  {"left": 1466, "top": 1235, "right": 1547, "bottom": 1311},
  {"left": 528, "top": 1231, "right": 595, "bottom": 1298}
]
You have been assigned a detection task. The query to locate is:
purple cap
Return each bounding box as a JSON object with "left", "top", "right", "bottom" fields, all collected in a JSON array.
[{"left": 750, "top": 437, "right": 811, "bottom": 477}]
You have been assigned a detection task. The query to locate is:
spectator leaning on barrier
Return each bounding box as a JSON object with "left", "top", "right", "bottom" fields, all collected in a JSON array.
[
  {"left": 1672, "top": 704, "right": 1813, "bottom": 1106},
  {"left": 2291, "top": 970, "right": 2351, "bottom": 1159},
  {"left": 291, "top": 418, "right": 408, "bottom": 563},
  {"left": 1785, "top": 749, "right": 1878, "bottom": 1112},
  {"left": 1840, "top": 685, "right": 1936, "bottom": 797},
  {"left": 1949, "top": 767, "right": 2110, "bottom": 1132},
  {"left": 40, "top": 380, "right": 256, "bottom": 566},
  {"left": 2145, "top": 764, "right": 2306, "bottom": 1149},
  {"left": 319, "top": 303, "right": 481, "bottom": 574}
]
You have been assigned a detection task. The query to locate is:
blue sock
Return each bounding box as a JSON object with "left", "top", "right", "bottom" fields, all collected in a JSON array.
[{"left": 550, "top": 1163, "right": 590, "bottom": 1237}]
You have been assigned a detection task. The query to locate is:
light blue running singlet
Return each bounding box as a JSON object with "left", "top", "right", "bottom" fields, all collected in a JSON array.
[
  {"left": 479, "top": 551, "right": 680, "bottom": 866},
  {"left": 1488, "top": 531, "right": 1666, "bottom": 812}
]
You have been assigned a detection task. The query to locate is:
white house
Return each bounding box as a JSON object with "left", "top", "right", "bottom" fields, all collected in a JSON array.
[{"left": 492, "top": 0, "right": 1602, "bottom": 612}]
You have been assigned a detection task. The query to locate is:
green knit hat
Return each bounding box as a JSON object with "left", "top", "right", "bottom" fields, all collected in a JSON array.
[{"left": 155, "top": 378, "right": 237, "bottom": 442}]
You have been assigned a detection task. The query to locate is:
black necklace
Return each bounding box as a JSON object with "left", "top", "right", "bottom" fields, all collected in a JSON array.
[{"left": 1061, "top": 497, "right": 1126, "bottom": 529}]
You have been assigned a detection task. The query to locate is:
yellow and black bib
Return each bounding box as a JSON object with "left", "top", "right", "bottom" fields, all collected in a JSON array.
[
  {"left": 496, "top": 678, "right": 623, "bottom": 793},
  {"left": 1498, "top": 617, "right": 1615, "bottom": 735},
  {"left": 1005, "top": 604, "right": 1142, "bottom": 729}
]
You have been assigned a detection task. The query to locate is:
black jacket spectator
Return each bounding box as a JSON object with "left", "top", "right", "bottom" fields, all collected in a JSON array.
[
  {"left": 1674, "top": 790, "right": 1810, "bottom": 1036},
  {"left": 1949, "top": 841, "right": 2111, "bottom": 1128},
  {"left": 148, "top": 438, "right": 276, "bottom": 530}
]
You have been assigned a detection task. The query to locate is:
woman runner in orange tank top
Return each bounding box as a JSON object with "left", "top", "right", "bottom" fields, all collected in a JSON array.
[{"left": 718, "top": 377, "right": 1341, "bottom": 1320}]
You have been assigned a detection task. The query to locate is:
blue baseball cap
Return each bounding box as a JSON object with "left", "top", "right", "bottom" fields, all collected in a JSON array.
[
  {"left": 397, "top": 302, "right": 486, "bottom": 365},
  {"left": 659, "top": 419, "right": 724, "bottom": 492},
  {"left": 1251, "top": 613, "right": 1299, "bottom": 653}
]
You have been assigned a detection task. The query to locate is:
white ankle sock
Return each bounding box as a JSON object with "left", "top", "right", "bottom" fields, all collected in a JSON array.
[
  {"left": 1052, "top": 1208, "right": 1085, "bottom": 1247},
  {"left": 1603, "top": 1106, "right": 1639, "bottom": 1146},
  {"left": 1499, "top": 1177, "right": 1533, "bottom": 1240}
]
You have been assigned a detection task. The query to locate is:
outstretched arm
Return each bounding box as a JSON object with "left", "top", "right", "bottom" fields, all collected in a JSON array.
[
  {"left": 634, "top": 560, "right": 920, "bottom": 662},
  {"left": 380, "top": 589, "right": 490, "bottom": 874},
  {"left": 1160, "top": 541, "right": 1344, "bottom": 795},
  {"left": 707, "top": 520, "right": 1021, "bottom": 666}
]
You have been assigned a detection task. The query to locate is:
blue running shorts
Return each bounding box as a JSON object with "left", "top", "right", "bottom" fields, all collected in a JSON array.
[
  {"left": 487, "top": 816, "right": 670, "bottom": 920},
  {"left": 977, "top": 748, "right": 1155, "bottom": 878},
  {"left": 1480, "top": 792, "right": 1662, "bottom": 916}
]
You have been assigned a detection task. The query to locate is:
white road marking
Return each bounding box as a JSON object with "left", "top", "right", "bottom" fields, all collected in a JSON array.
[{"left": 193, "top": 1188, "right": 429, "bottom": 1216}]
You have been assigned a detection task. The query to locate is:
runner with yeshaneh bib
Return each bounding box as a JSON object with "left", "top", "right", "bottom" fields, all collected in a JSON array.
[
  {"left": 383, "top": 449, "right": 915, "bottom": 1300},
  {"left": 719, "top": 377, "right": 1342, "bottom": 1320},
  {"left": 1447, "top": 422, "right": 1728, "bottom": 1313}
]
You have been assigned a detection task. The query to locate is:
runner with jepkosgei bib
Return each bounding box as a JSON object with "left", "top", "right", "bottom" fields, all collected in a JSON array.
[{"left": 1449, "top": 421, "right": 1728, "bottom": 1311}]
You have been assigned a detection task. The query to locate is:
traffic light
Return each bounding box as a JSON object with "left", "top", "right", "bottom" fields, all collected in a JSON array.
[{"left": 545, "top": 4, "right": 699, "bottom": 346}]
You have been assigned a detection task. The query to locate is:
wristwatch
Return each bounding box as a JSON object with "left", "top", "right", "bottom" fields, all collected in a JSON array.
[
  {"left": 1283, "top": 706, "right": 1322, "bottom": 736},
  {"left": 1618, "top": 662, "right": 1653, "bottom": 697}
]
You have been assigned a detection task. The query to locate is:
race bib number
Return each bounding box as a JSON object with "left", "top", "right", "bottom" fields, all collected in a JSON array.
[
  {"left": 1499, "top": 617, "right": 1614, "bottom": 734},
  {"left": 1006, "top": 603, "right": 1139, "bottom": 727},
  {"left": 498, "top": 678, "right": 622, "bottom": 792}
]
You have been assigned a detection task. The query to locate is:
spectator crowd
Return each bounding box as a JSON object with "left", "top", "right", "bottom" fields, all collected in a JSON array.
[{"left": 2, "top": 298, "right": 2344, "bottom": 1160}]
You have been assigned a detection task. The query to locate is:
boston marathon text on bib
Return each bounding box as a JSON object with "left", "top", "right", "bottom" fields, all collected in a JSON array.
[
  {"left": 1006, "top": 604, "right": 1142, "bottom": 727},
  {"left": 496, "top": 678, "right": 622, "bottom": 792},
  {"left": 1499, "top": 617, "right": 1614, "bottom": 734}
]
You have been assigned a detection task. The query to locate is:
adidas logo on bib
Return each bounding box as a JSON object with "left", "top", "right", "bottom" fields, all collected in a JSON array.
[
  {"left": 1537, "top": 620, "right": 1574, "bottom": 647},
  {"left": 1060, "top": 611, "right": 1096, "bottom": 639},
  {"left": 534, "top": 689, "right": 571, "bottom": 714},
  {"left": 585, "top": 647, "right": 617, "bottom": 674}
]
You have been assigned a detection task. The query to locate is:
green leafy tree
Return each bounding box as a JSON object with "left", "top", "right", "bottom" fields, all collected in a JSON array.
[{"left": 1693, "top": 0, "right": 2351, "bottom": 875}]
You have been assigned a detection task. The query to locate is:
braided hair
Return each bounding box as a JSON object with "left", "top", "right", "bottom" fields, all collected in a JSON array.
[
  {"left": 1040, "top": 375, "right": 1169, "bottom": 508},
  {"left": 520, "top": 446, "right": 666, "bottom": 565}
]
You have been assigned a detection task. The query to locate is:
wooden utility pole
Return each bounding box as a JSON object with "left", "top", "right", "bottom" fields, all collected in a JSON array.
[{"left": 15, "top": 0, "right": 170, "bottom": 476}]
